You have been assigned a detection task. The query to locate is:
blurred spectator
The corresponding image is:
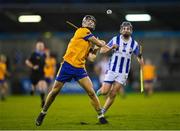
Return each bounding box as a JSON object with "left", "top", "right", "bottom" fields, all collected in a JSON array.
[
  {"left": 44, "top": 49, "right": 57, "bottom": 91},
  {"left": 0, "top": 54, "right": 9, "bottom": 101},
  {"left": 25, "top": 41, "right": 48, "bottom": 107},
  {"left": 171, "top": 48, "right": 180, "bottom": 73},
  {"left": 94, "top": 55, "right": 110, "bottom": 85},
  {"left": 162, "top": 48, "right": 180, "bottom": 74},
  {"left": 162, "top": 49, "right": 170, "bottom": 67},
  {"left": 143, "top": 59, "right": 156, "bottom": 96}
]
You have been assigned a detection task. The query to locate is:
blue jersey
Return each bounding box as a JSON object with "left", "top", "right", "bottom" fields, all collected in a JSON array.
[{"left": 107, "top": 35, "right": 140, "bottom": 75}]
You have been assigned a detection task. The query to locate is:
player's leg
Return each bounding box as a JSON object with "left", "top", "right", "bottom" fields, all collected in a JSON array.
[
  {"left": 96, "top": 82, "right": 112, "bottom": 96},
  {"left": 96, "top": 70, "right": 116, "bottom": 96},
  {"left": 146, "top": 82, "right": 153, "bottom": 96},
  {"left": 78, "top": 76, "right": 108, "bottom": 124},
  {"left": 118, "top": 74, "right": 127, "bottom": 98},
  {"left": 36, "top": 80, "right": 64, "bottom": 126},
  {"left": 45, "top": 77, "right": 53, "bottom": 93},
  {"left": 149, "top": 82, "right": 154, "bottom": 95},
  {"left": 78, "top": 77, "right": 101, "bottom": 112},
  {"left": 30, "top": 75, "right": 36, "bottom": 95},
  {"left": 31, "top": 85, "right": 35, "bottom": 95},
  {"left": 102, "top": 81, "right": 123, "bottom": 114},
  {"left": 36, "top": 61, "right": 71, "bottom": 126},
  {"left": 0, "top": 82, "right": 8, "bottom": 101},
  {"left": 43, "top": 80, "right": 64, "bottom": 112},
  {"left": 119, "top": 85, "right": 126, "bottom": 98},
  {"left": 0, "top": 83, "right": 4, "bottom": 100},
  {"left": 3, "top": 82, "right": 8, "bottom": 100},
  {"left": 37, "top": 80, "right": 48, "bottom": 107},
  {"left": 144, "top": 81, "right": 150, "bottom": 96}
]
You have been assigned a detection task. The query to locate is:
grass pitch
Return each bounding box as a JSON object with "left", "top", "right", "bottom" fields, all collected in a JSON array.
[{"left": 0, "top": 92, "right": 180, "bottom": 130}]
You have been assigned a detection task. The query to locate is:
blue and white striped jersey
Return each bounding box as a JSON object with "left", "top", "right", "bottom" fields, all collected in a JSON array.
[{"left": 107, "top": 35, "right": 140, "bottom": 75}]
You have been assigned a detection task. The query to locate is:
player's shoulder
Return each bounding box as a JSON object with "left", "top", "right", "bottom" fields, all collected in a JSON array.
[
  {"left": 76, "top": 27, "right": 91, "bottom": 33},
  {"left": 31, "top": 51, "right": 42, "bottom": 58},
  {"left": 110, "top": 35, "right": 119, "bottom": 41},
  {"left": 74, "top": 27, "right": 91, "bottom": 38}
]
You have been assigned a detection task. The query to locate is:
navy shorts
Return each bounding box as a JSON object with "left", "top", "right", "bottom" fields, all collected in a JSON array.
[
  {"left": 144, "top": 79, "right": 154, "bottom": 83},
  {"left": 0, "top": 79, "right": 5, "bottom": 84},
  {"left": 30, "top": 74, "right": 45, "bottom": 86},
  {"left": 45, "top": 77, "right": 53, "bottom": 84},
  {"left": 56, "top": 61, "right": 88, "bottom": 83}
]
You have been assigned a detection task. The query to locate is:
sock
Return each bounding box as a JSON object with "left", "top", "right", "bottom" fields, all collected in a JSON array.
[
  {"left": 101, "top": 108, "right": 106, "bottom": 114},
  {"left": 97, "top": 108, "right": 107, "bottom": 119},
  {"left": 96, "top": 89, "right": 102, "bottom": 96}
]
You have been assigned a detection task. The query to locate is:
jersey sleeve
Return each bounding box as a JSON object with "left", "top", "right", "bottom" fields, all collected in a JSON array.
[
  {"left": 75, "top": 28, "right": 94, "bottom": 41},
  {"left": 107, "top": 37, "right": 116, "bottom": 48},
  {"left": 133, "top": 41, "right": 140, "bottom": 56}
]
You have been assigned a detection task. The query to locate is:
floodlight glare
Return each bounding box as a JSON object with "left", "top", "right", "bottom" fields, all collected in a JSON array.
[
  {"left": 18, "top": 15, "right": 41, "bottom": 23},
  {"left": 125, "top": 14, "right": 151, "bottom": 22}
]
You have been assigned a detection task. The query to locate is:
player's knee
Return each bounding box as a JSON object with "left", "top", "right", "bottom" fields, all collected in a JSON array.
[
  {"left": 101, "top": 86, "right": 109, "bottom": 95},
  {"left": 102, "top": 83, "right": 112, "bottom": 94},
  {"left": 101, "top": 89, "right": 108, "bottom": 95}
]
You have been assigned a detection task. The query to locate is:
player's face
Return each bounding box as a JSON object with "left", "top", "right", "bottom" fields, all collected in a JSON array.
[
  {"left": 87, "top": 19, "right": 95, "bottom": 29},
  {"left": 36, "top": 42, "right": 45, "bottom": 52},
  {"left": 82, "top": 19, "right": 96, "bottom": 30},
  {"left": 120, "top": 26, "right": 132, "bottom": 36},
  {"left": 0, "top": 55, "right": 6, "bottom": 63}
]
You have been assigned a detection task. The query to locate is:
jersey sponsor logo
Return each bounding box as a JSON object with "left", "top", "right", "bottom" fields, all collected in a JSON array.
[{"left": 122, "top": 43, "right": 128, "bottom": 52}]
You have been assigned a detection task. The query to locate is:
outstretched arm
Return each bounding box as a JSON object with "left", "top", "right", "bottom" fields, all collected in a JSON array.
[
  {"left": 25, "top": 59, "right": 39, "bottom": 70},
  {"left": 100, "top": 36, "right": 118, "bottom": 53},
  {"left": 87, "top": 45, "right": 100, "bottom": 62},
  {"left": 100, "top": 44, "right": 118, "bottom": 54},
  {"left": 88, "top": 36, "right": 106, "bottom": 47}
]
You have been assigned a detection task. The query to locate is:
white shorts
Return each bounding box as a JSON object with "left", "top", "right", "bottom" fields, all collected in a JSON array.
[
  {"left": 99, "top": 74, "right": 105, "bottom": 84},
  {"left": 104, "top": 70, "right": 128, "bottom": 86}
]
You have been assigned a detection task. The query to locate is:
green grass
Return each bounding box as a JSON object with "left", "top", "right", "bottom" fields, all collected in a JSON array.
[{"left": 0, "top": 92, "right": 180, "bottom": 130}]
